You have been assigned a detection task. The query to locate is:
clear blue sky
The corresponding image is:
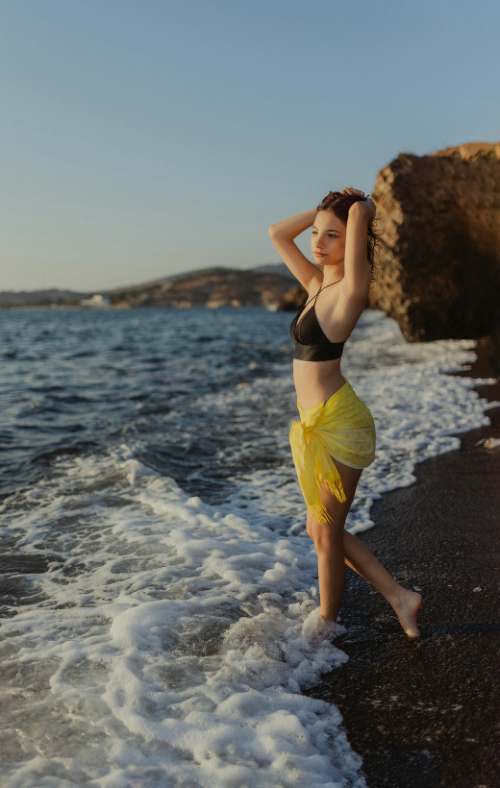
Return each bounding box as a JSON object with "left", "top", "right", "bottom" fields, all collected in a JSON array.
[{"left": 1, "top": 0, "right": 499, "bottom": 292}]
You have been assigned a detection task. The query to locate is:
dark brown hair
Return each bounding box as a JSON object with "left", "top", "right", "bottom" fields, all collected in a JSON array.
[{"left": 316, "top": 189, "right": 379, "bottom": 279}]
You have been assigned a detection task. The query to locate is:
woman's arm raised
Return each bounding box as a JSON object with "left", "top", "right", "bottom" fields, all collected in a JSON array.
[
  {"left": 269, "top": 210, "right": 321, "bottom": 291},
  {"left": 342, "top": 199, "right": 375, "bottom": 300}
]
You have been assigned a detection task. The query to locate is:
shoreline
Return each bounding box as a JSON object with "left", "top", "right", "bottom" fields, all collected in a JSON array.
[
  {"left": 305, "top": 336, "right": 500, "bottom": 788},
  {"left": 0, "top": 303, "right": 277, "bottom": 310}
]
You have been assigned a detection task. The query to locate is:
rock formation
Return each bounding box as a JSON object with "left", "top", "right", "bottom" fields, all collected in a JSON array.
[{"left": 369, "top": 142, "right": 500, "bottom": 341}]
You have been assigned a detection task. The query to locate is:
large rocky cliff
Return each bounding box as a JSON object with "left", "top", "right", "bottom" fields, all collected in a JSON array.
[{"left": 369, "top": 142, "right": 500, "bottom": 341}]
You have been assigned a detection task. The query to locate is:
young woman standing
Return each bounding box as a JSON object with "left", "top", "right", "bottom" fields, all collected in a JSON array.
[{"left": 269, "top": 188, "right": 421, "bottom": 637}]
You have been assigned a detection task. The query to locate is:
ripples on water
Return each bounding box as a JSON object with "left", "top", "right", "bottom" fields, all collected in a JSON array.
[
  {"left": 0, "top": 307, "right": 293, "bottom": 500},
  {"left": 0, "top": 306, "right": 492, "bottom": 788}
]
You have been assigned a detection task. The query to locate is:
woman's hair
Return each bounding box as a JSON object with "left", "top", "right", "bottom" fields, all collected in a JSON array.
[{"left": 316, "top": 189, "right": 379, "bottom": 279}]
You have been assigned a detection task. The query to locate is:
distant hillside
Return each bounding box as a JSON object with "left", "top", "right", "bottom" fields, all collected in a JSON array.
[
  {"left": 249, "top": 262, "right": 295, "bottom": 279},
  {"left": 105, "top": 262, "right": 295, "bottom": 294},
  {"left": 0, "top": 288, "right": 90, "bottom": 307},
  {"left": 109, "top": 267, "right": 295, "bottom": 308},
  {"left": 0, "top": 263, "right": 299, "bottom": 309}
]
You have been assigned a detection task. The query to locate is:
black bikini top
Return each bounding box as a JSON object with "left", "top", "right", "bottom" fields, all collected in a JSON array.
[{"left": 289, "top": 281, "right": 347, "bottom": 362}]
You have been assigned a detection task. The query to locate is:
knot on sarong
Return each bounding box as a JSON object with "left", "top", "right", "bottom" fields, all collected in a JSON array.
[
  {"left": 289, "top": 378, "right": 376, "bottom": 525},
  {"left": 290, "top": 407, "right": 346, "bottom": 526},
  {"left": 300, "top": 423, "right": 314, "bottom": 444}
]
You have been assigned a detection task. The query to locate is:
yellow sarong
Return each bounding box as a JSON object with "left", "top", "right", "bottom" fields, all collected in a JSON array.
[{"left": 289, "top": 377, "right": 376, "bottom": 525}]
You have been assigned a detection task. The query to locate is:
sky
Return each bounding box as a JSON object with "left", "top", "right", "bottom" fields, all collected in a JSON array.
[{"left": 1, "top": 0, "right": 499, "bottom": 293}]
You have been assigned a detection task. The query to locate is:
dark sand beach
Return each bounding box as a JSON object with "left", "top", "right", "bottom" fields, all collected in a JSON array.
[{"left": 306, "top": 337, "right": 500, "bottom": 788}]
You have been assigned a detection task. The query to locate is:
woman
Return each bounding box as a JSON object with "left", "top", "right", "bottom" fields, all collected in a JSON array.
[{"left": 269, "top": 188, "right": 421, "bottom": 637}]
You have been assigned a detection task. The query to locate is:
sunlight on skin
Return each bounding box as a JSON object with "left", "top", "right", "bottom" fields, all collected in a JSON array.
[
  {"left": 307, "top": 460, "right": 422, "bottom": 638},
  {"left": 270, "top": 192, "right": 422, "bottom": 638}
]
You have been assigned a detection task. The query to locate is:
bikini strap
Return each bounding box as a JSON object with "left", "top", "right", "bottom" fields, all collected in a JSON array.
[
  {"left": 313, "top": 284, "right": 323, "bottom": 304},
  {"left": 301, "top": 289, "right": 320, "bottom": 312},
  {"left": 301, "top": 279, "right": 341, "bottom": 312}
]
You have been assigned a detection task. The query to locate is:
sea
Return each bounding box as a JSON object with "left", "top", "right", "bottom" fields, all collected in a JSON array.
[{"left": 0, "top": 306, "right": 494, "bottom": 788}]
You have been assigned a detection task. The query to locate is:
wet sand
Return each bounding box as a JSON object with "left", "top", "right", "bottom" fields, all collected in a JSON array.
[{"left": 305, "top": 337, "right": 500, "bottom": 788}]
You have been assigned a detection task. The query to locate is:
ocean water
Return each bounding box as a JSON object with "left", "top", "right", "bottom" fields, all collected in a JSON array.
[{"left": 0, "top": 306, "right": 495, "bottom": 788}]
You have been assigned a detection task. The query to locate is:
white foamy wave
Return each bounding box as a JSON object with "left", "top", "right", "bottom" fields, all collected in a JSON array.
[{"left": 1, "top": 448, "right": 363, "bottom": 787}]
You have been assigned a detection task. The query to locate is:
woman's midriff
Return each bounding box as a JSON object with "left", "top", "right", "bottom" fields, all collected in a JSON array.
[{"left": 293, "top": 357, "right": 345, "bottom": 410}]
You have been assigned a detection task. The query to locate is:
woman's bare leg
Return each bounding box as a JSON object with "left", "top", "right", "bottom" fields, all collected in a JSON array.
[
  {"left": 306, "top": 464, "right": 362, "bottom": 623},
  {"left": 343, "top": 530, "right": 421, "bottom": 637},
  {"left": 306, "top": 460, "right": 421, "bottom": 636}
]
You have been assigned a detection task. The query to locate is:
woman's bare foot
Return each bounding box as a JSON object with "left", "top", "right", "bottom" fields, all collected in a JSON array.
[{"left": 390, "top": 588, "right": 422, "bottom": 637}]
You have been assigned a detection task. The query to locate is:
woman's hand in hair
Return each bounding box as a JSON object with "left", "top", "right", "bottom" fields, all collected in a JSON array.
[{"left": 348, "top": 194, "right": 376, "bottom": 226}]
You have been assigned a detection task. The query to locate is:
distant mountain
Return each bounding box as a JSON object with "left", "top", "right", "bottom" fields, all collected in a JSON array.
[
  {"left": 108, "top": 267, "right": 295, "bottom": 309},
  {"left": 249, "top": 262, "right": 295, "bottom": 279},
  {"left": 0, "top": 263, "right": 298, "bottom": 309},
  {"left": 105, "top": 262, "right": 295, "bottom": 293},
  {"left": 0, "top": 288, "right": 90, "bottom": 307}
]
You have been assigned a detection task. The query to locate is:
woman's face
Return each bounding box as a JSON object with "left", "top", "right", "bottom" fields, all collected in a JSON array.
[{"left": 310, "top": 210, "right": 346, "bottom": 267}]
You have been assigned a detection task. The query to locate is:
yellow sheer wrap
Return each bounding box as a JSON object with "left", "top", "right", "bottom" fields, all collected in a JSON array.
[{"left": 289, "top": 377, "right": 376, "bottom": 525}]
